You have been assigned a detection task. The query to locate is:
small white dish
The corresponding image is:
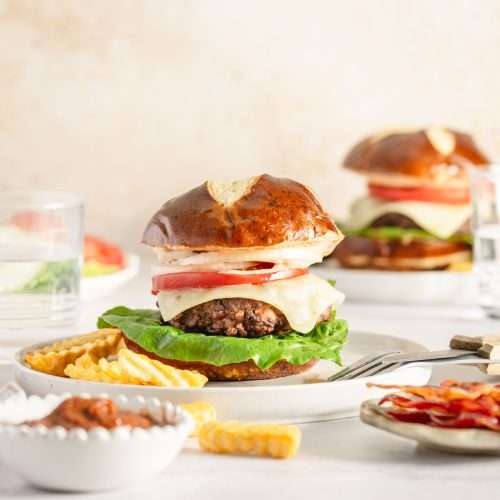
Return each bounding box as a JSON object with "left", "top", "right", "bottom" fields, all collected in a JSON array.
[
  {"left": 361, "top": 399, "right": 500, "bottom": 455},
  {"left": 0, "top": 393, "right": 193, "bottom": 491},
  {"left": 313, "top": 260, "right": 477, "bottom": 306},
  {"left": 81, "top": 253, "right": 140, "bottom": 302},
  {"left": 16, "top": 332, "right": 431, "bottom": 423}
]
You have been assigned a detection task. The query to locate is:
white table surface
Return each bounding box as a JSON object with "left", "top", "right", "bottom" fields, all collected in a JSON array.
[{"left": 2, "top": 269, "right": 500, "bottom": 500}]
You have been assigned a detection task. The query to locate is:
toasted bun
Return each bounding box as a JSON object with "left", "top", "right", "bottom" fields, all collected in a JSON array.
[
  {"left": 124, "top": 338, "right": 315, "bottom": 381},
  {"left": 334, "top": 235, "right": 471, "bottom": 271},
  {"left": 142, "top": 174, "right": 340, "bottom": 251},
  {"left": 344, "top": 127, "right": 488, "bottom": 187},
  {"left": 155, "top": 358, "right": 316, "bottom": 381}
]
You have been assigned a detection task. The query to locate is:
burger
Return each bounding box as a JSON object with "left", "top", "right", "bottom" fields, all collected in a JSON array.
[
  {"left": 99, "top": 174, "right": 348, "bottom": 381},
  {"left": 334, "top": 126, "right": 489, "bottom": 271}
]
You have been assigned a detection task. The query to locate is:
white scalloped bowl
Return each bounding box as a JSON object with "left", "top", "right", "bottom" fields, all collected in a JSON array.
[{"left": 0, "top": 393, "right": 193, "bottom": 492}]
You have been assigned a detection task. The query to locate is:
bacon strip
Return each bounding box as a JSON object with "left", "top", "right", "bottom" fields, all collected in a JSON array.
[{"left": 370, "top": 380, "right": 500, "bottom": 431}]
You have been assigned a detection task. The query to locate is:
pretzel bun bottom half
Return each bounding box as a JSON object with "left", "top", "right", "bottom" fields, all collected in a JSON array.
[{"left": 124, "top": 338, "right": 317, "bottom": 381}]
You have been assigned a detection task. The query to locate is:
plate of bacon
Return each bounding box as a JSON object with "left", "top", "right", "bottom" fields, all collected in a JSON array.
[{"left": 361, "top": 380, "right": 500, "bottom": 454}]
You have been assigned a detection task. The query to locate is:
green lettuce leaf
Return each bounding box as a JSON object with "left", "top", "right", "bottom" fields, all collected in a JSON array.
[
  {"left": 98, "top": 306, "right": 348, "bottom": 370},
  {"left": 344, "top": 226, "right": 472, "bottom": 244}
]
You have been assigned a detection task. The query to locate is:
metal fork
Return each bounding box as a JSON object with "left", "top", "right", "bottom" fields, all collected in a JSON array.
[
  {"left": 328, "top": 351, "right": 401, "bottom": 382},
  {"left": 328, "top": 349, "right": 493, "bottom": 382}
]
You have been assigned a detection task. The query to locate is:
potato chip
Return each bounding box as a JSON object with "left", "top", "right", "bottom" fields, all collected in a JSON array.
[
  {"left": 198, "top": 421, "right": 301, "bottom": 459},
  {"left": 25, "top": 329, "right": 122, "bottom": 376},
  {"left": 180, "top": 402, "right": 216, "bottom": 436},
  {"left": 117, "top": 349, "right": 208, "bottom": 387},
  {"left": 64, "top": 359, "right": 116, "bottom": 384},
  {"left": 64, "top": 347, "right": 208, "bottom": 388}
]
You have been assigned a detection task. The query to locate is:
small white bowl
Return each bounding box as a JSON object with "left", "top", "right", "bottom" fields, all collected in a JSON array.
[{"left": 0, "top": 393, "right": 193, "bottom": 492}]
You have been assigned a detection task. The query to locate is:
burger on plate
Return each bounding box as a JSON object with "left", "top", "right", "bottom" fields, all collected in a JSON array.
[
  {"left": 334, "top": 126, "right": 489, "bottom": 271},
  {"left": 99, "top": 174, "right": 348, "bottom": 381}
]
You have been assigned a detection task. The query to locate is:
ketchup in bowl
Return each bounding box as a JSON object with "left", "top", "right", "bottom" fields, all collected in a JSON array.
[{"left": 26, "top": 397, "right": 159, "bottom": 430}]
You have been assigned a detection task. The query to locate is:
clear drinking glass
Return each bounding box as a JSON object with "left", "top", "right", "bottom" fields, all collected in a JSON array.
[
  {"left": 0, "top": 191, "right": 83, "bottom": 343},
  {"left": 470, "top": 165, "right": 500, "bottom": 317}
]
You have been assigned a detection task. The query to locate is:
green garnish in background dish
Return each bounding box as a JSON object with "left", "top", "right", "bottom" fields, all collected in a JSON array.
[
  {"left": 98, "top": 306, "right": 348, "bottom": 370},
  {"left": 19, "top": 259, "right": 79, "bottom": 293},
  {"left": 344, "top": 226, "right": 472, "bottom": 245},
  {"left": 83, "top": 261, "right": 121, "bottom": 277}
]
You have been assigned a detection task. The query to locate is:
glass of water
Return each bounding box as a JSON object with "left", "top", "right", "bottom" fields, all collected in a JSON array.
[
  {"left": 470, "top": 165, "right": 500, "bottom": 317},
  {"left": 0, "top": 191, "right": 83, "bottom": 344}
]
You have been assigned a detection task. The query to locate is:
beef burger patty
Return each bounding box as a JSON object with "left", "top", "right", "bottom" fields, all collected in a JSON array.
[{"left": 168, "top": 298, "right": 331, "bottom": 337}]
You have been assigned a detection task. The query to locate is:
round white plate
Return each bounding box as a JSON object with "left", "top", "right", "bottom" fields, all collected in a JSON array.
[
  {"left": 313, "top": 260, "right": 477, "bottom": 306},
  {"left": 361, "top": 399, "right": 500, "bottom": 455},
  {"left": 81, "top": 253, "right": 140, "bottom": 302},
  {"left": 15, "top": 332, "right": 431, "bottom": 423}
]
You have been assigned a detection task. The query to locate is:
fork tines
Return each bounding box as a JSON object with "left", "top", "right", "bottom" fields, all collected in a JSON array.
[{"left": 328, "top": 351, "right": 401, "bottom": 382}]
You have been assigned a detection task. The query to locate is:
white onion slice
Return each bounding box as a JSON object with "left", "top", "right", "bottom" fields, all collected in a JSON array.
[
  {"left": 153, "top": 236, "right": 337, "bottom": 270},
  {"left": 152, "top": 263, "right": 298, "bottom": 276}
]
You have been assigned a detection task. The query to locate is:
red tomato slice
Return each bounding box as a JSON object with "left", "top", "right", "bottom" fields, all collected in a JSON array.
[
  {"left": 152, "top": 268, "right": 308, "bottom": 293},
  {"left": 368, "top": 184, "right": 470, "bottom": 204},
  {"left": 84, "top": 235, "right": 125, "bottom": 267}
]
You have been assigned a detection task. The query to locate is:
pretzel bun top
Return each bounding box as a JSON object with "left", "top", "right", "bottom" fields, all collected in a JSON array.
[
  {"left": 142, "top": 174, "right": 341, "bottom": 251},
  {"left": 344, "top": 126, "right": 488, "bottom": 187}
]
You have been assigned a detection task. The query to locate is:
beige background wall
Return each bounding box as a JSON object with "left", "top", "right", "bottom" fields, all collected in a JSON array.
[{"left": 1, "top": 0, "right": 499, "bottom": 253}]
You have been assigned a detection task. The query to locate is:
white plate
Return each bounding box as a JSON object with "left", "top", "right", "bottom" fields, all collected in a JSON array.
[
  {"left": 81, "top": 253, "right": 140, "bottom": 302},
  {"left": 15, "top": 332, "right": 431, "bottom": 423},
  {"left": 361, "top": 399, "right": 500, "bottom": 455},
  {"left": 313, "top": 260, "right": 477, "bottom": 306}
]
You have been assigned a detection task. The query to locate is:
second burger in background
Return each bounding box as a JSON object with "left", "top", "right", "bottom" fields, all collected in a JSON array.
[
  {"left": 334, "top": 126, "right": 489, "bottom": 271},
  {"left": 99, "top": 174, "right": 348, "bottom": 381}
]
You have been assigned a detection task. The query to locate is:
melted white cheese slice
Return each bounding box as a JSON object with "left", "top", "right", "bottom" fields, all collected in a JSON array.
[
  {"left": 156, "top": 273, "right": 345, "bottom": 334},
  {"left": 348, "top": 196, "right": 471, "bottom": 239}
]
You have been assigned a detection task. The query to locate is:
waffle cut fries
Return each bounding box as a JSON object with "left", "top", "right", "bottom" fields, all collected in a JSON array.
[
  {"left": 24, "top": 329, "right": 122, "bottom": 376},
  {"left": 64, "top": 348, "right": 208, "bottom": 388},
  {"left": 64, "top": 353, "right": 121, "bottom": 384},
  {"left": 199, "top": 421, "right": 301, "bottom": 459},
  {"left": 180, "top": 402, "right": 217, "bottom": 436}
]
